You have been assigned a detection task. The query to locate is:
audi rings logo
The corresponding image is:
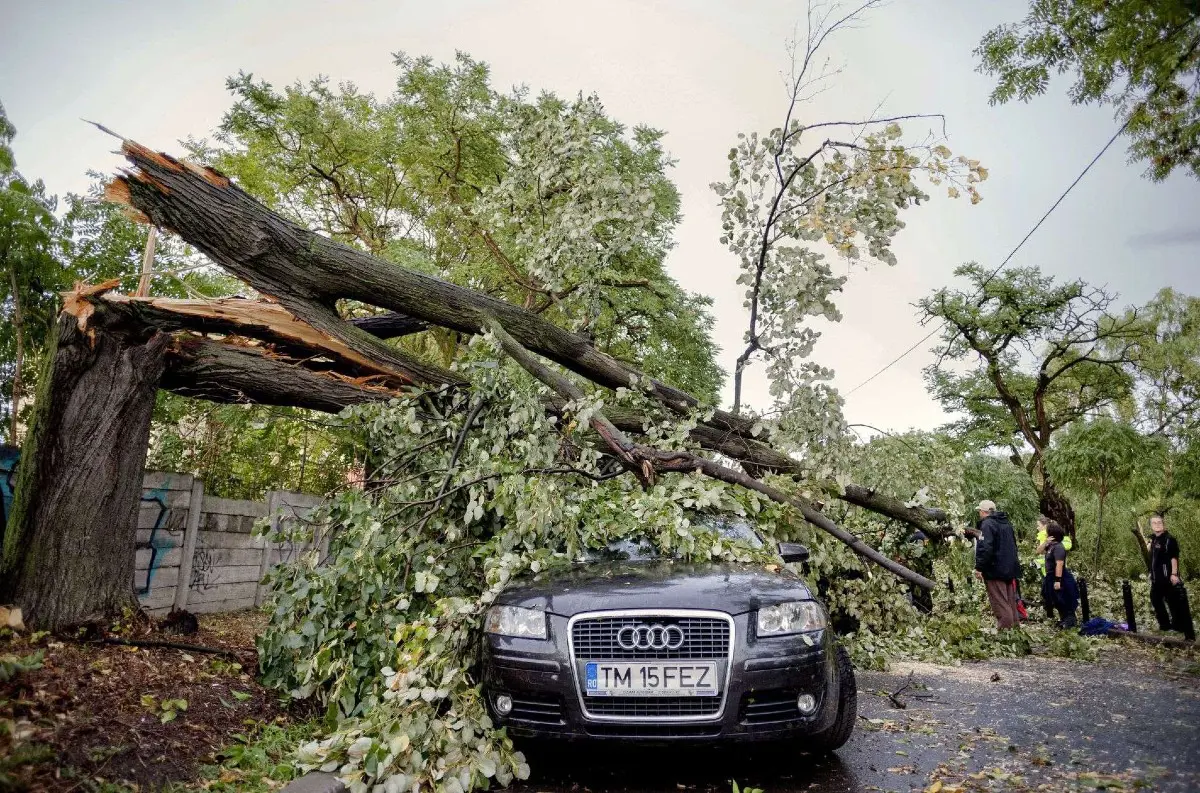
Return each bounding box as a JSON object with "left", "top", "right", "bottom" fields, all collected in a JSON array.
[{"left": 616, "top": 623, "right": 685, "bottom": 651}]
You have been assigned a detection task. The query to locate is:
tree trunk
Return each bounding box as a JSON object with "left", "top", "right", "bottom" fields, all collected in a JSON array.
[
  {"left": 8, "top": 263, "right": 23, "bottom": 445},
  {"left": 1039, "top": 477, "right": 1076, "bottom": 541},
  {"left": 0, "top": 311, "right": 167, "bottom": 629},
  {"left": 1130, "top": 519, "right": 1152, "bottom": 573},
  {"left": 1094, "top": 490, "right": 1106, "bottom": 570}
]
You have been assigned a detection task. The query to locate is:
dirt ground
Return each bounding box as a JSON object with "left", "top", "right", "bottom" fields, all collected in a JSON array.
[
  {"left": 0, "top": 611, "right": 290, "bottom": 792},
  {"left": 3, "top": 614, "right": 1198, "bottom": 793}
]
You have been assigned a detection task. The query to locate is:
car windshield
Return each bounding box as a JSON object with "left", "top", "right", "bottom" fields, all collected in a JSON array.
[{"left": 582, "top": 513, "right": 763, "bottom": 562}]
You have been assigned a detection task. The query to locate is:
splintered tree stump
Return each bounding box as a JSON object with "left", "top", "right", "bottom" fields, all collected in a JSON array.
[{"left": 0, "top": 309, "right": 166, "bottom": 629}]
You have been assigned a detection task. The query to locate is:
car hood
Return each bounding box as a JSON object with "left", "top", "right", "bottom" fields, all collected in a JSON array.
[{"left": 495, "top": 558, "right": 813, "bottom": 617}]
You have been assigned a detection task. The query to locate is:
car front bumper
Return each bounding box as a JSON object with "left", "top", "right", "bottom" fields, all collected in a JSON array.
[{"left": 481, "top": 611, "right": 840, "bottom": 743}]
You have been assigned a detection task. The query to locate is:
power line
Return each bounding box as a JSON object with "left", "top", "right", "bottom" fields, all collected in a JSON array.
[{"left": 845, "top": 118, "right": 1131, "bottom": 396}]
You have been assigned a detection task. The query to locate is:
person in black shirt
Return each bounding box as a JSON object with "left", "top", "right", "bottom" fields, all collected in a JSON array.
[
  {"left": 1039, "top": 522, "right": 1078, "bottom": 628},
  {"left": 1148, "top": 514, "right": 1194, "bottom": 640}
]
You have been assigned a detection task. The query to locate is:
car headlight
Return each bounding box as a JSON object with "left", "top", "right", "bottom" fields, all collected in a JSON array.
[
  {"left": 756, "top": 601, "right": 825, "bottom": 637},
  {"left": 484, "top": 605, "right": 548, "bottom": 639}
]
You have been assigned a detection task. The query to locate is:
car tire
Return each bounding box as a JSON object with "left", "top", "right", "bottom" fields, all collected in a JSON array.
[{"left": 810, "top": 645, "right": 856, "bottom": 752}]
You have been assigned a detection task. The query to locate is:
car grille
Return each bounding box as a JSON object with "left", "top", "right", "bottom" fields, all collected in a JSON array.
[
  {"left": 508, "top": 693, "right": 564, "bottom": 725},
  {"left": 569, "top": 611, "right": 733, "bottom": 722},
  {"left": 571, "top": 615, "right": 731, "bottom": 660},
  {"left": 584, "top": 696, "right": 722, "bottom": 718}
]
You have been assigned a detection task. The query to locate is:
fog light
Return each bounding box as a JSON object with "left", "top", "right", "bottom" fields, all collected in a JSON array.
[
  {"left": 494, "top": 694, "right": 513, "bottom": 716},
  {"left": 796, "top": 693, "right": 817, "bottom": 714}
]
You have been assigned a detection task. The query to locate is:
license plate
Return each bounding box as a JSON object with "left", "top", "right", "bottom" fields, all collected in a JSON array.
[{"left": 584, "top": 661, "right": 718, "bottom": 697}]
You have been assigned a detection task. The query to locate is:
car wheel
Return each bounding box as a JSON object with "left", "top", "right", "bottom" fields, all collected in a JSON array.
[{"left": 810, "top": 645, "right": 856, "bottom": 752}]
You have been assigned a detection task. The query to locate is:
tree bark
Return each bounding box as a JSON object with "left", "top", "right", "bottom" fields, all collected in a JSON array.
[
  {"left": 0, "top": 310, "right": 167, "bottom": 629},
  {"left": 107, "top": 142, "right": 766, "bottom": 439},
  {"left": 104, "top": 142, "right": 950, "bottom": 538},
  {"left": 97, "top": 292, "right": 458, "bottom": 391},
  {"left": 349, "top": 312, "right": 428, "bottom": 339},
  {"left": 1039, "top": 477, "right": 1077, "bottom": 542},
  {"left": 1130, "top": 519, "right": 1152, "bottom": 573}
]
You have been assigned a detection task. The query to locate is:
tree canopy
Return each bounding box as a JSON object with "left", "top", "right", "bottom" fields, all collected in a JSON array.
[
  {"left": 919, "top": 262, "right": 1148, "bottom": 534},
  {"left": 1046, "top": 415, "right": 1158, "bottom": 565},
  {"left": 976, "top": 0, "right": 1200, "bottom": 180},
  {"left": 1128, "top": 288, "right": 1200, "bottom": 441},
  {"left": 0, "top": 102, "right": 58, "bottom": 444},
  {"left": 189, "top": 54, "right": 725, "bottom": 402}
]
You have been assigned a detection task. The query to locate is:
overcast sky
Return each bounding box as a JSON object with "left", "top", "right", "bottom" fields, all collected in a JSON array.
[{"left": 3, "top": 0, "right": 1198, "bottom": 433}]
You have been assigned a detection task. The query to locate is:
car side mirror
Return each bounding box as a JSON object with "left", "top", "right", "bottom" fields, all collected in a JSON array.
[{"left": 777, "top": 542, "right": 809, "bottom": 563}]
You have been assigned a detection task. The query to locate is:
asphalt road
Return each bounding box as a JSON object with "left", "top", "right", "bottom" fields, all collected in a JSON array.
[{"left": 511, "top": 645, "right": 1200, "bottom": 792}]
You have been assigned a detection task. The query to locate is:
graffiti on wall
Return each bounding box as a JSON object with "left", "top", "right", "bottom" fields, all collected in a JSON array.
[
  {"left": 189, "top": 544, "right": 215, "bottom": 591},
  {"left": 0, "top": 448, "right": 177, "bottom": 598},
  {"left": 0, "top": 445, "right": 19, "bottom": 539},
  {"left": 136, "top": 487, "right": 174, "bottom": 596}
]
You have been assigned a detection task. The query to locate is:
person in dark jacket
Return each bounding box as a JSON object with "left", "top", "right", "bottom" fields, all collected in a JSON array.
[
  {"left": 973, "top": 500, "right": 1022, "bottom": 630},
  {"left": 1040, "top": 521, "right": 1079, "bottom": 628},
  {"left": 1148, "top": 514, "right": 1194, "bottom": 641}
]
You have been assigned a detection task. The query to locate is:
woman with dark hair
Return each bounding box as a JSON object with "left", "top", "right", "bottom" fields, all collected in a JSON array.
[{"left": 1041, "top": 521, "right": 1079, "bottom": 628}]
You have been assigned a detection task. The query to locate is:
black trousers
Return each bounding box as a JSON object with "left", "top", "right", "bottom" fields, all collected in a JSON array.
[{"left": 1150, "top": 580, "right": 1195, "bottom": 640}]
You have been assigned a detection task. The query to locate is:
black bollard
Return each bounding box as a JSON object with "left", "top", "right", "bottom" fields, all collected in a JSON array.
[
  {"left": 1122, "top": 580, "right": 1138, "bottom": 633},
  {"left": 1079, "top": 578, "right": 1090, "bottom": 623}
]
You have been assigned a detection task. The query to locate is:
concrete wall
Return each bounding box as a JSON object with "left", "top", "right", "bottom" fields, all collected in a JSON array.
[{"left": 134, "top": 472, "right": 325, "bottom": 615}]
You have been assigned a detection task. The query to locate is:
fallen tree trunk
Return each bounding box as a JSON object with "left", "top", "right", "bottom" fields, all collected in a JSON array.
[
  {"left": 1130, "top": 520, "right": 1152, "bottom": 574},
  {"left": 103, "top": 141, "right": 949, "bottom": 538},
  {"left": 99, "top": 293, "right": 460, "bottom": 391},
  {"left": 0, "top": 303, "right": 166, "bottom": 629}
]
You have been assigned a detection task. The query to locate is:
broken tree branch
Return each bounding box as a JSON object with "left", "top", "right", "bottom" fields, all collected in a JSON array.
[
  {"left": 103, "top": 139, "right": 949, "bottom": 538},
  {"left": 163, "top": 335, "right": 404, "bottom": 412},
  {"left": 94, "top": 291, "right": 451, "bottom": 391},
  {"left": 484, "top": 315, "right": 654, "bottom": 486}
]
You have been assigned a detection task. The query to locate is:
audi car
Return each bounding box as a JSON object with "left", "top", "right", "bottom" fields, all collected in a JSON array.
[{"left": 480, "top": 514, "right": 856, "bottom": 747}]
